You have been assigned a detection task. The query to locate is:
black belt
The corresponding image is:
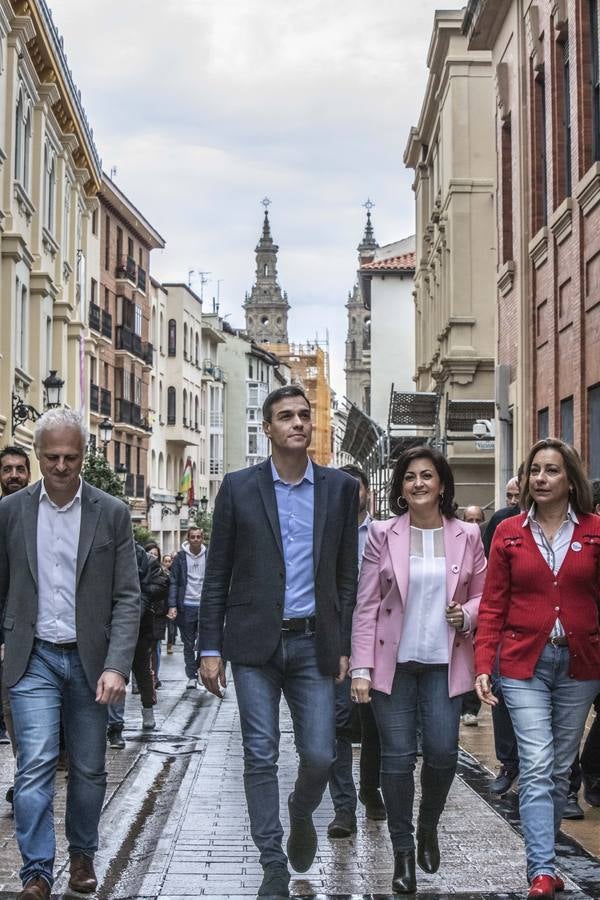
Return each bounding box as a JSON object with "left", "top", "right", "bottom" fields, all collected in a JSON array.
[
  {"left": 35, "top": 638, "right": 78, "bottom": 652},
  {"left": 281, "top": 616, "right": 315, "bottom": 633},
  {"left": 547, "top": 635, "right": 569, "bottom": 647}
]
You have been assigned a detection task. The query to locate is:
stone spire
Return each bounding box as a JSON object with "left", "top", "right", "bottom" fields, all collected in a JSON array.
[
  {"left": 244, "top": 200, "right": 289, "bottom": 345},
  {"left": 357, "top": 199, "right": 378, "bottom": 261}
]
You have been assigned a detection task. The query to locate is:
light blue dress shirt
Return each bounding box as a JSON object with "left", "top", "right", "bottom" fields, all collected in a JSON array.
[{"left": 271, "top": 458, "right": 316, "bottom": 618}]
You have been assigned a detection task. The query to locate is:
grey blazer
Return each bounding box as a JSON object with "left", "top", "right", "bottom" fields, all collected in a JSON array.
[{"left": 0, "top": 480, "right": 141, "bottom": 691}]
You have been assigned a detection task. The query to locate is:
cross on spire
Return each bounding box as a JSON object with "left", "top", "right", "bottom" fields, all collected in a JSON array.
[
  {"left": 261, "top": 197, "right": 271, "bottom": 210},
  {"left": 363, "top": 197, "right": 375, "bottom": 212}
]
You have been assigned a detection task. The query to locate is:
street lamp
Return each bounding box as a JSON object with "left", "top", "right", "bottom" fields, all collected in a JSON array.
[
  {"left": 115, "top": 463, "right": 128, "bottom": 491},
  {"left": 11, "top": 370, "right": 65, "bottom": 434},
  {"left": 99, "top": 417, "right": 113, "bottom": 451},
  {"left": 199, "top": 495, "right": 209, "bottom": 513},
  {"left": 175, "top": 492, "right": 184, "bottom": 514}
]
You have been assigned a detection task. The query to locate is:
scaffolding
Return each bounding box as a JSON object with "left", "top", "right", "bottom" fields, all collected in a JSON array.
[{"left": 263, "top": 340, "right": 332, "bottom": 466}]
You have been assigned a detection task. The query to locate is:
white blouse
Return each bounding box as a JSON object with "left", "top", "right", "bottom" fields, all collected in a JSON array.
[{"left": 396, "top": 526, "right": 449, "bottom": 665}]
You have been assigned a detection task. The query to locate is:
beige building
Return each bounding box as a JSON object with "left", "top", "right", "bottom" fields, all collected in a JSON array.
[
  {"left": 0, "top": 0, "right": 101, "bottom": 458},
  {"left": 405, "top": 9, "right": 496, "bottom": 509}
]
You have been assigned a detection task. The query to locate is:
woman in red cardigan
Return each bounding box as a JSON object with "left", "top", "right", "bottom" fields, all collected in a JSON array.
[{"left": 475, "top": 439, "right": 600, "bottom": 900}]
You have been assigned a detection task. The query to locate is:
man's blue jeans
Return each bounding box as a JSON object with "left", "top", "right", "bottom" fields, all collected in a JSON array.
[
  {"left": 501, "top": 644, "right": 600, "bottom": 882},
  {"left": 232, "top": 632, "right": 336, "bottom": 868},
  {"left": 9, "top": 641, "right": 108, "bottom": 887},
  {"left": 371, "top": 662, "right": 462, "bottom": 852}
]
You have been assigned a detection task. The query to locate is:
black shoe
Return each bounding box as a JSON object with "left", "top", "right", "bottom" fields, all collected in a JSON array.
[
  {"left": 583, "top": 773, "right": 600, "bottom": 807},
  {"left": 392, "top": 849, "right": 416, "bottom": 894},
  {"left": 359, "top": 787, "right": 387, "bottom": 821},
  {"left": 491, "top": 765, "right": 518, "bottom": 795},
  {"left": 107, "top": 727, "right": 125, "bottom": 750},
  {"left": 257, "top": 863, "right": 290, "bottom": 898},
  {"left": 0, "top": 727, "right": 10, "bottom": 745},
  {"left": 327, "top": 808, "right": 357, "bottom": 838},
  {"left": 5, "top": 785, "right": 14, "bottom": 806},
  {"left": 562, "top": 792, "right": 584, "bottom": 820},
  {"left": 416, "top": 826, "right": 440, "bottom": 874},
  {"left": 286, "top": 793, "right": 317, "bottom": 873}
]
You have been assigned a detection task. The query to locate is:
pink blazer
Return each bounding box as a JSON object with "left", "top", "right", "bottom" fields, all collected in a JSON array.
[{"left": 351, "top": 515, "right": 487, "bottom": 697}]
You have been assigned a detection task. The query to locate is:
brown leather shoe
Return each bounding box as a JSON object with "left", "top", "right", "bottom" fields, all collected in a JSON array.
[
  {"left": 69, "top": 853, "right": 98, "bottom": 893},
  {"left": 17, "top": 877, "right": 51, "bottom": 900}
]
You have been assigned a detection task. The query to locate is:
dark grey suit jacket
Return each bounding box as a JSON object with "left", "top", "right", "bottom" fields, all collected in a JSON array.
[
  {"left": 0, "top": 480, "right": 141, "bottom": 691},
  {"left": 198, "top": 459, "right": 359, "bottom": 676}
]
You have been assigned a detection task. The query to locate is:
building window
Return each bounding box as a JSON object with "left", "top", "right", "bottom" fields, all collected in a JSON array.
[
  {"left": 183, "top": 389, "right": 188, "bottom": 426},
  {"left": 532, "top": 64, "right": 548, "bottom": 231},
  {"left": 105, "top": 216, "right": 110, "bottom": 270},
  {"left": 248, "top": 425, "right": 259, "bottom": 455},
  {"left": 92, "top": 208, "right": 98, "bottom": 236},
  {"left": 589, "top": 384, "right": 600, "bottom": 477},
  {"left": 43, "top": 143, "right": 56, "bottom": 232},
  {"left": 90, "top": 278, "right": 97, "bottom": 305},
  {"left": 538, "top": 407, "right": 550, "bottom": 439},
  {"left": 14, "top": 88, "right": 32, "bottom": 190},
  {"left": 134, "top": 304, "right": 142, "bottom": 336},
  {"left": 591, "top": 0, "right": 600, "bottom": 162},
  {"left": 562, "top": 38, "right": 572, "bottom": 198},
  {"left": 560, "top": 396, "right": 574, "bottom": 445},
  {"left": 168, "top": 319, "right": 177, "bottom": 356},
  {"left": 501, "top": 118, "right": 514, "bottom": 262},
  {"left": 183, "top": 322, "right": 188, "bottom": 359},
  {"left": 167, "top": 387, "right": 176, "bottom": 425}
]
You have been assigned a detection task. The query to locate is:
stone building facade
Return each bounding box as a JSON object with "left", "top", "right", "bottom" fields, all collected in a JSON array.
[
  {"left": 405, "top": 9, "right": 496, "bottom": 508},
  {"left": 465, "top": 0, "right": 600, "bottom": 482},
  {"left": 97, "top": 174, "right": 164, "bottom": 522},
  {"left": 0, "top": 0, "right": 101, "bottom": 457}
]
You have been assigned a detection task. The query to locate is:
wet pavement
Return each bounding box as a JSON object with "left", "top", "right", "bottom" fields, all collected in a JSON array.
[{"left": 1, "top": 647, "right": 599, "bottom": 899}]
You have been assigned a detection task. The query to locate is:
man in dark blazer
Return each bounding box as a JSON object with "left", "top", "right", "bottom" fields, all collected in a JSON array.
[
  {"left": 0, "top": 410, "right": 141, "bottom": 900},
  {"left": 199, "top": 385, "right": 358, "bottom": 899}
]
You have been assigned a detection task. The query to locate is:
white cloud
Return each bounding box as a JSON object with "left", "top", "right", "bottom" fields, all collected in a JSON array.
[{"left": 48, "top": 0, "right": 462, "bottom": 394}]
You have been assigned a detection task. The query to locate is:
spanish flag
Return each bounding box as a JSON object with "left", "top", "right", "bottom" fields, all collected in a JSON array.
[{"left": 180, "top": 457, "right": 194, "bottom": 507}]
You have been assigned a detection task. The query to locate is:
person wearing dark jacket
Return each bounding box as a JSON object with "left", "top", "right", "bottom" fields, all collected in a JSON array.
[
  {"left": 107, "top": 543, "right": 155, "bottom": 747},
  {"left": 145, "top": 542, "right": 170, "bottom": 687}
]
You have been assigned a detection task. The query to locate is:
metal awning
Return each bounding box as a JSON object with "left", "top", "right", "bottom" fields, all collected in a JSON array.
[
  {"left": 340, "top": 401, "right": 384, "bottom": 468},
  {"left": 388, "top": 389, "right": 440, "bottom": 433}
]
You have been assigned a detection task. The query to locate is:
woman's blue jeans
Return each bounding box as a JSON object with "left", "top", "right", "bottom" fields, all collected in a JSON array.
[
  {"left": 501, "top": 644, "right": 600, "bottom": 882},
  {"left": 371, "top": 662, "right": 462, "bottom": 852},
  {"left": 9, "top": 641, "right": 108, "bottom": 887}
]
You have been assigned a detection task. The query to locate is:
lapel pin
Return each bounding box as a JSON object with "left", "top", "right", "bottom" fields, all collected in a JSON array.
[
  {"left": 451, "top": 564, "right": 459, "bottom": 574},
  {"left": 571, "top": 541, "right": 582, "bottom": 552}
]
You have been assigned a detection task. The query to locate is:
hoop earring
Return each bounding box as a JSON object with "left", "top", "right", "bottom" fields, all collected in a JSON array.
[
  {"left": 398, "top": 497, "right": 408, "bottom": 511},
  {"left": 439, "top": 492, "right": 445, "bottom": 506}
]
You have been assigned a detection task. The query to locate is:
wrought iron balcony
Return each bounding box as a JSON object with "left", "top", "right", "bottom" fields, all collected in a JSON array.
[
  {"left": 135, "top": 473, "right": 145, "bottom": 498},
  {"left": 100, "top": 388, "right": 111, "bottom": 417},
  {"left": 115, "top": 325, "right": 143, "bottom": 358},
  {"left": 137, "top": 266, "right": 147, "bottom": 292},
  {"left": 115, "top": 397, "right": 143, "bottom": 428},
  {"left": 89, "top": 304, "right": 101, "bottom": 332},
  {"left": 116, "top": 255, "right": 136, "bottom": 282},
  {"left": 101, "top": 309, "right": 112, "bottom": 339}
]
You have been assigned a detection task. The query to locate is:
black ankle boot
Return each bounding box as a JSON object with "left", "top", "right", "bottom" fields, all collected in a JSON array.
[
  {"left": 416, "top": 826, "right": 440, "bottom": 873},
  {"left": 392, "top": 849, "right": 416, "bottom": 894}
]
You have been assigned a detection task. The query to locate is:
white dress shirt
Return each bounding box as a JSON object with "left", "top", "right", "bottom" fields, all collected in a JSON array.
[
  {"left": 396, "top": 526, "right": 449, "bottom": 664},
  {"left": 36, "top": 478, "right": 83, "bottom": 643},
  {"left": 523, "top": 503, "right": 578, "bottom": 639}
]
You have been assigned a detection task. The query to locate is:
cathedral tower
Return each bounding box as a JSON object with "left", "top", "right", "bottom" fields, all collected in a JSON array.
[
  {"left": 244, "top": 201, "right": 289, "bottom": 344},
  {"left": 344, "top": 203, "right": 378, "bottom": 413}
]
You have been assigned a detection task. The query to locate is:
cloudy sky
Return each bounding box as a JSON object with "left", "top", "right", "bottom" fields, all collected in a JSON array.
[{"left": 49, "top": 0, "right": 461, "bottom": 394}]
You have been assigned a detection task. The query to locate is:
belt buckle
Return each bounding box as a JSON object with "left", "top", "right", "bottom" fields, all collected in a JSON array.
[{"left": 550, "top": 635, "right": 561, "bottom": 646}]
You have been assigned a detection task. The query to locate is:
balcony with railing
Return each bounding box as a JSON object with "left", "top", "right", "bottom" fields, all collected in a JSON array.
[
  {"left": 115, "top": 325, "right": 143, "bottom": 358},
  {"left": 135, "top": 473, "right": 145, "bottom": 498},
  {"left": 137, "top": 266, "right": 147, "bottom": 293},
  {"left": 124, "top": 472, "right": 134, "bottom": 496},
  {"left": 100, "top": 388, "right": 111, "bottom": 417},
  {"left": 210, "top": 410, "right": 224, "bottom": 429},
  {"left": 101, "top": 309, "right": 112, "bottom": 339},
  {"left": 142, "top": 342, "right": 154, "bottom": 367},
  {"left": 115, "top": 398, "right": 152, "bottom": 432},
  {"left": 116, "top": 255, "right": 136, "bottom": 283},
  {"left": 89, "top": 303, "right": 101, "bottom": 332},
  {"left": 90, "top": 383, "right": 99, "bottom": 413}
]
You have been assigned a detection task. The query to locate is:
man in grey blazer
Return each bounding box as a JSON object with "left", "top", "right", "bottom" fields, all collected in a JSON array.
[
  {"left": 0, "top": 409, "right": 141, "bottom": 900},
  {"left": 199, "top": 386, "right": 358, "bottom": 899}
]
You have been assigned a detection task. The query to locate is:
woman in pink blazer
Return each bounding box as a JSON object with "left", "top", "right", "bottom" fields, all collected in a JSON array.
[{"left": 351, "top": 447, "right": 486, "bottom": 895}]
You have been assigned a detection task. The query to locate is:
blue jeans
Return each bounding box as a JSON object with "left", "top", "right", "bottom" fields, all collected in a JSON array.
[
  {"left": 371, "top": 663, "right": 462, "bottom": 852},
  {"left": 9, "top": 641, "right": 108, "bottom": 887},
  {"left": 501, "top": 644, "right": 600, "bottom": 881},
  {"left": 232, "top": 632, "right": 336, "bottom": 868},
  {"left": 180, "top": 604, "right": 200, "bottom": 679}
]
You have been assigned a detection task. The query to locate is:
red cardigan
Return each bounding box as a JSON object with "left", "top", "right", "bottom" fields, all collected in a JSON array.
[{"left": 475, "top": 512, "right": 600, "bottom": 680}]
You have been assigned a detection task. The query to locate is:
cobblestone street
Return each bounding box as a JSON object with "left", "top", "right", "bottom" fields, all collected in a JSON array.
[{"left": 1, "top": 648, "right": 599, "bottom": 899}]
